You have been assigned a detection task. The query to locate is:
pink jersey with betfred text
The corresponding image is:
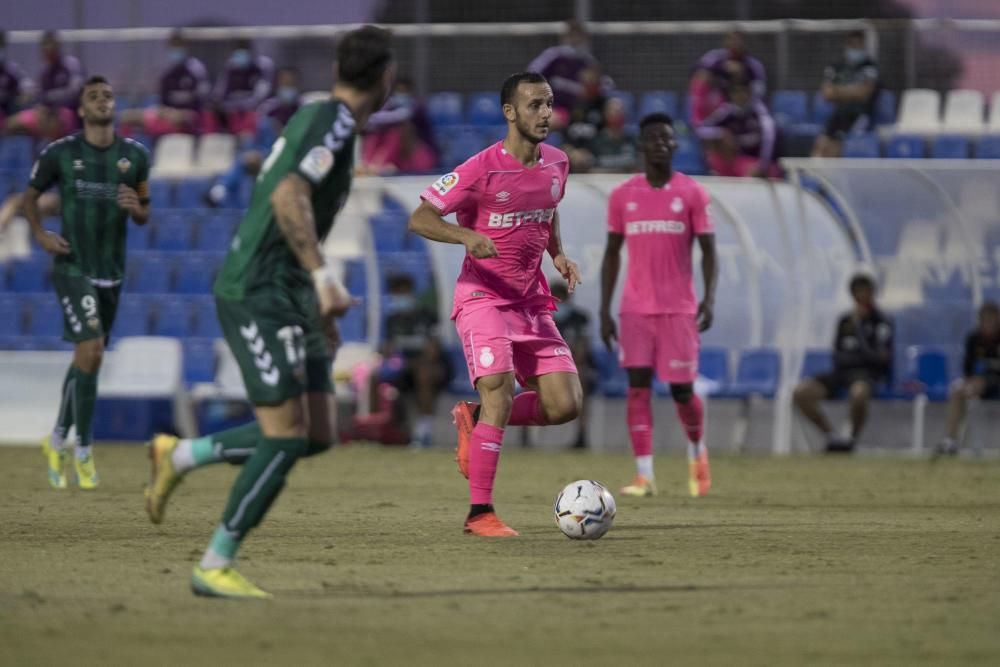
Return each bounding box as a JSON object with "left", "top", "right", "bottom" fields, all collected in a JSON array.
[
  {"left": 421, "top": 141, "right": 570, "bottom": 319},
  {"left": 607, "top": 172, "right": 714, "bottom": 315}
]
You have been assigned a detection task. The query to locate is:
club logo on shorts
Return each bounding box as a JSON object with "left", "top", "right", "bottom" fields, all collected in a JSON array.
[
  {"left": 479, "top": 346, "right": 495, "bottom": 368},
  {"left": 669, "top": 359, "right": 696, "bottom": 369},
  {"left": 553, "top": 346, "right": 570, "bottom": 356},
  {"left": 432, "top": 172, "right": 459, "bottom": 195},
  {"left": 116, "top": 157, "right": 131, "bottom": 173},
  {"left": 550, "top": 176, "right": 561, "bottom": 201},
  {"left": 671, "top": 197, "right": 684, "bottom": 213}
]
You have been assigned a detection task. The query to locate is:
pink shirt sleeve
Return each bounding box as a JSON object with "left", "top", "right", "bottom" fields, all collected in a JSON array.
[
  {"left": 690, "top": 182, "right": 714, "bottom": 235},
  {"left": 607, "top": 186, "right": 625, "bottom": 234},
  {"left": 420, "top": 158, "right": 482, "bottom": 217}
]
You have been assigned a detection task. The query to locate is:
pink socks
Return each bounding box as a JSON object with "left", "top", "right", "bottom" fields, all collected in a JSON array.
[
  {"left": 468, "top": 422, "right": 505, "bottom": 505},
  {"left": 675, "top": 393, "right": 704, "bottom": 444},
  {"left": 626, "top": 387, "right": 653, "bottom": 457},
  {"left": 507, "top": 391, "right": 544, "bottom": 426}
]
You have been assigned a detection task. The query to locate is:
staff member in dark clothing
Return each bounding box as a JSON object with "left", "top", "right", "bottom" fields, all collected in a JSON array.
[
  {"left": 935, "top": 301, "right": 1000, "bottom": 457},
  {"left": 794, "top": 274, "right": 894, "bottom": 453},
  {"left": 811, "top": 30, "right": 880, "bottom": 158}
]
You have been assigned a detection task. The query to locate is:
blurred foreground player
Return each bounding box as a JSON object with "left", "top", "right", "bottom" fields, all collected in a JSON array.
[
  {"left": 144, "top": 27, "right": 395, "bottom": 599},
  {"left": 409, "top": 71, "right": 583, "bottom": 537},
  {"left": 600, "top": 113, "right": 718, "bottom": 498},
  {"left": 24, "top": 76, "right": 151, "bottom": 489}
]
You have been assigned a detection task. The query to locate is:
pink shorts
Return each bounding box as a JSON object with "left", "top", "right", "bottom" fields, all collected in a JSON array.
[
  {"left": 14, "top": 106, "right": 76, "bottom": 138},
  {"left": 141, "top": 108, "right": 203, "bottom": 137},
  {"left": 456, "top": 304, "right": 578, "bottom": 387},
  {"left": 619, "top": 313, "right": 700, "bottom": 384}
]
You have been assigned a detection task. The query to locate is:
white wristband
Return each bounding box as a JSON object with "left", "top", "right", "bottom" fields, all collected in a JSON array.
[{"left": 311, "top": 264, "right": 339, "bottom": 290}]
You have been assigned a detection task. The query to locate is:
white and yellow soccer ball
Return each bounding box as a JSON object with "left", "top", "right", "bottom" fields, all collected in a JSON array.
[{"left": 554, "top": 480, "right": 616, "bottom": 540}]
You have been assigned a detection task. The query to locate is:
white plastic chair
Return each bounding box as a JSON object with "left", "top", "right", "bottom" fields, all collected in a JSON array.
[
  {"left": 896, "top": 89, "right": 942, "bottom": 133},
  {"left": 193, "top": 133, "right": 236, "bottom": 177},
  {"left": 942, "top": 89, "right": 985, "bottom": 134},
  {"left": 988, "top": 92, "right": 1000, "bottom": 133},
  {"left": 150, "top": 133, "right": 196, "bottom": 179}
]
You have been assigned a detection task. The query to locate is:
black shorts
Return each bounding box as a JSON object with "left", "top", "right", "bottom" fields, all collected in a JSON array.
[
  {"left": 813, "top": 370, "right": 880, "bottom": 399},
  {"left": 824, "top": 107, "right": 872, "bottom": 141}
]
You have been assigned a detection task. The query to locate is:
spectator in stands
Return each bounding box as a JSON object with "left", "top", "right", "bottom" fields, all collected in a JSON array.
[
  {"left": 209, "top": 38, "right": 274, "bottom": 141},
  {"left": 551, "top": 280, "right": 594, "bottom": 449},
  {"left": 120, "top": 30, "right": 210, "bottom": 138},
  {"left": 527, "top": 19, "right": 611, "bottom": 126},
  {"left": 689, "top": 29, "right": 767, "bottom": 130},
  {"left": 698, "top": 81, "right": 780, "bottom": 178},
  {"left": 373, "top": 273, "right": 451, "bottom": 449},
  {"left": 0, "top": 30, "right": 32, "bottom": 125},
  {"left": 811, "top": 30, "right": 880, "bottom": 158},
  {"left": 5, "top": 30, "right": 82, "bottom": 140},
  {"left": 793, "top": 274, "right": 894, "bottom": 453},
  {"left": 935, "top": 301, "right": 1000, "bottom": 457},
  {"left": 204, "top": 68, "right": 301, "bottom": 208},
  {"left": 359, "top": 77, "right": 438, "bottom": 175},
  {"left": 560, "top": 64, "right": 609, "bottom": 171},
  {"left": 589, "top": 97, "right": 638, "bottom": 172}
]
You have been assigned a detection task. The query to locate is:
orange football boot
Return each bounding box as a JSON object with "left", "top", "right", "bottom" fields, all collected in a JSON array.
[
  {"left": 463, "top": 512, "right": 519, "bottom": 537},
  {"left": 451, "top": 401, "right": 478, "bottom": 479}
]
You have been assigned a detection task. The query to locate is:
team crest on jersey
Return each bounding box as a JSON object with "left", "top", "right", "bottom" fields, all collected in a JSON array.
[
  {"left": 626, "top": 201, "right": 638, "bottom": 212},
  {"left": 479, "top": 346, "right": 495, "bottom": 368},
  {"left": 671, "top": 197, "right": 684, "bottom": 213},
  {"left": 433, "top": 172, "right": 459, "bottom": 195},
  {"left": 550, "top": 176, "right": 561, "bottom": 201},
  {"left": 116, "top": 157, "right": 131, "bottom": 173},
  {"left": 73, "top": 159, "right": 84, "bottom": 172},
  {"left": 299, "top": 146, "right": 334, "bottom": 183}
]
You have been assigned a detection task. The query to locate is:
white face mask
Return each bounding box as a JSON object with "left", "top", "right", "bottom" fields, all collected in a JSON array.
[{"left": 845, "top": 47, "right": 867, "bottom": 65}]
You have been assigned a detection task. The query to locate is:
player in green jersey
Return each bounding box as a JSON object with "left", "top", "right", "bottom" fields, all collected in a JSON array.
[
  {"left": 23, "top": 75, "right": 151, "bottom": 490},
  {"left": 144, "top": 26, "right": 395, "bottom": 599}
]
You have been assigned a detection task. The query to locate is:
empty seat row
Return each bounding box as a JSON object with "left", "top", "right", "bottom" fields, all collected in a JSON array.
[
  {"left": 891, "top": 88, "right": 1000, "bottom": 135},
  {"left": 151, "top": 133, "right": 237, "bottom": 179},
  {"left": 843, "top": 133, "right": 1000, "bottom": 159}
]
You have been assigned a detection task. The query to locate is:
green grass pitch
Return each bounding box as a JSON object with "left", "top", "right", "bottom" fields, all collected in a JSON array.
[{"left": 1, "top": 444, "right": 998, "bottom": 666}]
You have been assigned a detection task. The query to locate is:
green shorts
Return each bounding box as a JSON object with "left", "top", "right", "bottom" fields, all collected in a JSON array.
[
  {"left": 215, "top": 288, "right": 333, "bottom": 406},
  {"left": 51, "top": 272, "right": 121, "bottom": 344}
]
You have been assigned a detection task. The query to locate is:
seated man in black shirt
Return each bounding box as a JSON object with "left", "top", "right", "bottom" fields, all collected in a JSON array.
[
  {"left": 793, "top": 274, "right": 894, "bottom": 453},
  {"left": 935, "top": 301, "right": 1000, "bottom": 457}
]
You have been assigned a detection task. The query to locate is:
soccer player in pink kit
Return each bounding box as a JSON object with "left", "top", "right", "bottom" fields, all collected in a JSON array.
[
  {"left": 409, "top": 72, "right": 583, "bottom": 537},
  {"left": 600, "top": 113, "right": 718, "bottom": 498}
]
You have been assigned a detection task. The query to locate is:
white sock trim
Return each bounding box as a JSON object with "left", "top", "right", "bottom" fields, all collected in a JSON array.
[{"left": 636, "top": 455, "right": 654, "bottom": 480}]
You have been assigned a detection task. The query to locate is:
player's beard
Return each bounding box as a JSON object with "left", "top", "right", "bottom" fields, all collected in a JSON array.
[
  {"left": 514, "top": 114, "right": 547, "bottom": 144},
  {"left": 87, "top": 113, "right": 114, "bottom": 127}
]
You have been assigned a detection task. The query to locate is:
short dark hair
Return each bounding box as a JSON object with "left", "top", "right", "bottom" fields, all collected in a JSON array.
[
  {"left": 849, "top": 273, "right": 876, "bottom": 295},
  {"left": 980, "top": 300, "right": 999, "bottom": 317},
  {"left": 80, "top": 75, "right": 111, "bottom": 102},
  {"left": 337, "top": 25, "right": 394, "bottom": 91},
  {"left": 41, "top": 30, "right": 59, "bottom": 44},
  {"left": 233, "top": 38, "right": 252, "bottom": 51},
  {"left": 639, "top": 112, "right": 674, "bottom": 131},
  {"left": 500, "top": 71, "right": 548, "bottom": 107}
]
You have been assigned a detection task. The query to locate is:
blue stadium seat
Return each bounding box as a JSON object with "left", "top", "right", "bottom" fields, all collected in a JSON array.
[
  {"left": 128, "top": 252, "right": 173, "bottom": 293},
  {"left": 975, "top": 135, "right": 1000, "bottom": 159},
  {"left": 339, "top": 305, "right": 366, "bottom": 342},
  {"left": 672, "top": 134, "right": 706, "bottom": 175},
  {"left": 445, "top": 345, "right": 477, "bottom": 397},
  {"left": 126, "top": 221, "right": 152, "bottom": 251},
  {"left": 380, "top": 251, "right": 433, "bottom": 296},
  {"left": 8, "top": 255, "right": 50, "bottom": 292},
  {"left": 343, "top": 258, "right": 367, "bottom": 297},
  {"left": 149, "top": 180, "right": 173, "bottom": 207},
  {"left": 801, "top": 348, "right": 833, "bottom": 378},
  {"left": 0, "top": 136, "right": 34, "bottom": 170},
  {"left": 183, "top": 337, "right": 217, "bottom": 384},
  {"left": 197, "top": 212, "right": 238, "bottom": 252},
  {"left": 771, "top": 90, "right": 809, "bottom": 126},
  {"left": 0, "top": 294, "right": 26, "bottom": 335},
  {"left": 842, "top": 134, "right": 880, "bottom": 158},
  {"left": 608, "top": 91, "right": 636, "bottom": 122},
  {"left": 931, "top": 135, "right": 969, "bottom": 159},
  {"left": 115, "top": 295, "right": 152, "bottom": 337},
  {"left": 191, "top": 295, "right": 222, "bottom": 338},
  {"left": 153, "top": 213, "right": 195, "bottom": 251},
  {"left": 886, "top": 134, "right": 925, "bottom": 159},
  {"left": 698, "top": 347, "right": 730, "bottom": 394},
  {"left": 174, "top": 252, "right": 218, "bottom": 294},
  {"left": 370, "top": 211, "right": 408, "bottom": 252},
  {"left": 152, "top": 296, "right": 194, "bottom": 337},
  {"left": 811, "top": 91, "right": 834, "bottom": 124},
  {"left": 427, "top": 92, "right": 464, "bottom": 127},
  {"left": 874, "top": 89, "right": 897, "bottom": 125},
  {"left": 908, "top": 346, "right": 950, "bottom": 401},
  {"left": 26, "top": 298, "right": 64, "bottom": 336},
  {"left": 727, "top": 348, "right": 781, "bottom": 398},
  {"left": 174, "top": 178, "right": 213, "bottom": 208},
  {"left": 593, "top": 347, "right": 628, "bottom": 398},
  {"left": 638, "top": 91, "right": 679, "bottom": 121},
  {"left": 466, "top": 92, "right": 504, "bottom": 126}
]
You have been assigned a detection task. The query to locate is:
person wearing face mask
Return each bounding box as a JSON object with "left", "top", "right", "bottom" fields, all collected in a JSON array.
[
  {"left": 5, "top": 30, "right": 82, "bottom": 140},
  {"left": 120, "top": 30, "right": 211, "bottom": 138},
  {"left": 0, "top": 30, "right": 33, "bottom": 128},
  {"left": 588, "top": 97, "right": 638, "bottom": 173},
  {"left": 698, "top": 81, "right": 780, "bottom": 178},
  {"left": 527, "top": 19, "right": 613, "bottom": 126},
  {"left": 360, "top": 77, "right": 438, "bottom": 175},
  {"left": 812, "top": 30, "right": 880, "bottom": 158},
  {"left": 689, "top": 29, "right": 767, "bottom": 130},
  {"left": 209, "top": 38, "right": 274, "bottom": 140}
]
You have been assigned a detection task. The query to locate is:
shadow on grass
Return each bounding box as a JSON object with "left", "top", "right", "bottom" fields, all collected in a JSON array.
[{"left": 281, "top": 582, "right": 788, "bottom": 599}]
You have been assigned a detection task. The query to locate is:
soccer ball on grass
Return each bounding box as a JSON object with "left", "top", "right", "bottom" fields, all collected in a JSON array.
[{"left": 554, "top": 480, "right": 616, "bottom": 540}]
